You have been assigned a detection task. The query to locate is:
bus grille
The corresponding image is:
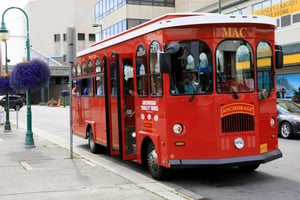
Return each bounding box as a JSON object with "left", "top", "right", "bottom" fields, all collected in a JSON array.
[{"left": 221, "top": 113, "right": 254, "bottom": 133}]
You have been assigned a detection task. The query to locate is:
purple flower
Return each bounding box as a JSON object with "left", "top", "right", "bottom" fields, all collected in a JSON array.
[
  {"left": 60, "top": 90, "right": 70, "bottom": 97},
  {"left": 10, "top": 59, "right": 50, "bottom": 92},
  {"left": 0, "top": 75, "right": 15, "bottom": 94}
]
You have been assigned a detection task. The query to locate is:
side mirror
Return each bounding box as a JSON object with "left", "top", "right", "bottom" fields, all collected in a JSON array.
[
  {"left": 159, "top": 52, "right": 171, "bottom": 73},
  {"left": 275, "top": 45, "right": 283, "bottom": 69}
]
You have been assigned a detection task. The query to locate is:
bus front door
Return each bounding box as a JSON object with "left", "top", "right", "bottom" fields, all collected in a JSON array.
[
  {"left": 122, "top": 57, "right": 136, "bottom": 159},
  {"left": 106, "top": 54, "right": 136, "bottom": 159}
]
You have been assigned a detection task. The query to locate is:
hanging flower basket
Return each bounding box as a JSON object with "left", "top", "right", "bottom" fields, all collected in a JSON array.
[
  {"left": 60, "top": 90, "right": 70, "bottom": 97},
  {"left": 0, "top": 73, "right": 15, "bottom": 95},
  {"left": 10, "top": 59, "right": 50, "bottom": 92}
]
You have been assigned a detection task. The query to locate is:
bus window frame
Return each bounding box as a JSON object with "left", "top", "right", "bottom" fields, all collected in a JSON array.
[
  {"left": 165, "top": 40, "right": 213, "bottom": 95},
  {"left": 215, "top": 39, "right": 255, "bottom": 94},
  {"left": 136, "top": 43, "right": 148, "bottom": 97},
  {"left": 149, "top": 40, "right": 163, "bottom": 97},
  {"left": 87, "top": 59, "right": 93, "bottom": 74}
]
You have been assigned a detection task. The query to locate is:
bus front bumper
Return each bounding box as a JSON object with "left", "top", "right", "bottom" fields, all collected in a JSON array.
[{"left": 168, "top": 149, "right": 282, "bottom": 167}]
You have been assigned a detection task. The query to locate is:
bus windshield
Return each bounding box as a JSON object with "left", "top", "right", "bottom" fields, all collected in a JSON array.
[{"left": 216, "top": 40, "right": 255, "bottom": 94}]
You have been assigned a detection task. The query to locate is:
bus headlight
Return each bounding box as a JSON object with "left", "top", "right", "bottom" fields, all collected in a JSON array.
[
  {"left": 270, "top": 117, "right": 275, "bottom": 127},
  {"left": 234, "top": 137, "right": 244, "bottom": 149},
  {"left": 173, "top": 124, "right": 183, "bottom": 135}
]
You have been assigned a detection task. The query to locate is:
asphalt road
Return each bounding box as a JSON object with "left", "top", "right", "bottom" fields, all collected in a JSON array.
[{"left": 7, "top": 105, "right": 300, "bottom": 200}]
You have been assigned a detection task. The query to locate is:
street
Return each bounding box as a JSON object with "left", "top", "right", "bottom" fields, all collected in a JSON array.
[{"left": 8, "top": 105, "right": 300, "bottom": 200}]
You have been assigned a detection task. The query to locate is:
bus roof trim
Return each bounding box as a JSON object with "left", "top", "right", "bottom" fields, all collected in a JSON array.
[{"left": 77, "top": 13, "right": 276, "bottom": 57}]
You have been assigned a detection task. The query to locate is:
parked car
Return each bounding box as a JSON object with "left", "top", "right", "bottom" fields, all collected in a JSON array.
[
  {"left": 277, "top": 99, "right": 300, "bottom": 139},
  {"left": 0, "top": 95, "right": 24, "bottom": 111}
]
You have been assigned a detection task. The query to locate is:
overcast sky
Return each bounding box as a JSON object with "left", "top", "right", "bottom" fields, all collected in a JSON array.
[{"left": 0, "top": 0, "right": 29, "bottom": 14}]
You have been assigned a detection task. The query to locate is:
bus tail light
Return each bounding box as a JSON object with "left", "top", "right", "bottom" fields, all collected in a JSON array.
[{"left": 173, "top": 123, "right": 183, "bottom": 135}]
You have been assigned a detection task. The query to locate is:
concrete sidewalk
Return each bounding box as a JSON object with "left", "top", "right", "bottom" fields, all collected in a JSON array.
[{"left": 0, "top": 124, "right": 203, "bottom": 200}]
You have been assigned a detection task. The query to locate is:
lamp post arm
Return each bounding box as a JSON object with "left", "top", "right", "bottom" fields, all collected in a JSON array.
[{"left": 1, "top": 7, "right": 30, "bottom": 61}]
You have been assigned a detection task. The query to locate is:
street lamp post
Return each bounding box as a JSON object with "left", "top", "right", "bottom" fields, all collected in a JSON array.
[
  {"left": 0, "top": 27, "right": 11, "bottom": 131},
  {"left": 0, "top": 7, "right": 34, "bottom": 147}
]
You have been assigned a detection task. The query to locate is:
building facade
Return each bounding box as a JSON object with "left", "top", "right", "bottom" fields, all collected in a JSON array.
[
  {"left": 23, "top": 0, "right": 96, "bottom": 103},
  {"left": 2, "top": 0, "right": 299, "bottom": 103}
]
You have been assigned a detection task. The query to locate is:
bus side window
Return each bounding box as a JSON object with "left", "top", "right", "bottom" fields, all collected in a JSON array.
[
  {"left": 82, "top": 78, "right": 94, "bottom": 96},
  {"left": 75, "top": 80, "right": 82, "bottom": 96},
  {"left": 149, "top": 40, "right": 162, "bottom": 97},
  {"left": 136, "top": 44, "right": 148, "bottom": 97},
  {"left": 168, "top": 40, "right": 213, "bottom": 95},
  {"left": 95, "top": 76, "right": 105, "bottom": 96},
  {"left": 111, "top": 79, "right": 117, "bottom": 96}
]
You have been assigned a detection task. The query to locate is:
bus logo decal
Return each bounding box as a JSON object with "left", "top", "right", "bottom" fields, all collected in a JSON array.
[
  {"left": 221, "top": 27, "right": 246, "bottom": 38},
  {"left": 221, "top": 103, "right": 254, "bottom": 118},
  {"left": 141, "top": 100, "right": 158, "bottom": 111}
]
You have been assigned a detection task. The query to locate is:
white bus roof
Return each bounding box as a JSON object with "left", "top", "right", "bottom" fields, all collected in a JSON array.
[{"left": 77, "top": 13, "right": 276, "bottom": 57}]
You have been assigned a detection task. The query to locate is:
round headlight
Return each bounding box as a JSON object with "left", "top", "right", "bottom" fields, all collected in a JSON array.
[
  {"left": 270, "top": 117, "right": 275, "bottom": 127},
  {"left": 173, "top": 124, "right": 183, "bottom": 135},
  {"left": 234, "top": 137, "right": 244, "bottom": 149}
]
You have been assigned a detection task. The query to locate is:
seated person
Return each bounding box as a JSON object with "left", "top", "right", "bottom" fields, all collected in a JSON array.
[
  {"left": 184, "top": 72, "right": 196, "bottom": 94},
  {"left": 83, "top": 87, "right": 89, "bottom": 95}
]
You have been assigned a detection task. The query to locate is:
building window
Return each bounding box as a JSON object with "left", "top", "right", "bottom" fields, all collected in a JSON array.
[
  {"left": 94, "top": 0, "right": 126, "bottom": 21},
  {"left": 54, "top": 34, "right": 60, "bottom": 42},
  {"left": 281, "top": 15, "right": 291, "bottom": 27},
  {"left": 293, "top": 13, "right": 300, "bottom": 24},
  {"left": 78, "top": 33, "right": 85, "bottom": 41},
  {"left": 127, "top": 19, "right": 148, "bottom": 29},
  {"left": 63, "top": 33, "right": 66, "bottom": 41},
  {"left": 89, "top": 34, "right": 96, "bottom": 41},
  {"left": 127, "top": 0, "right": 175, "bottom": 7}
]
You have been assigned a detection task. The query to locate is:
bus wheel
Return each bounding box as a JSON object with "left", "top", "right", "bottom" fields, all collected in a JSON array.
[
  {"left": 238, "top": 164, "right": 260, "bottom": 171},
  {"left": 147, "top": 142, "right": 165, "bottom": 180},
  {"left": 88, "top": 128, "right": 99, "bottom": 153}
]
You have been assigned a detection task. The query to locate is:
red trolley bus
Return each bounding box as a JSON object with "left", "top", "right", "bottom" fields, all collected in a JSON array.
[{"left": 72, "top": 13, "right": 283, "bottom": 179}]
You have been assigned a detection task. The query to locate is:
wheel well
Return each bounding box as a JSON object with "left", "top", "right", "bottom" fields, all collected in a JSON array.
[{"left": 141, "top": 137, "right": 152, "bottom": 168}]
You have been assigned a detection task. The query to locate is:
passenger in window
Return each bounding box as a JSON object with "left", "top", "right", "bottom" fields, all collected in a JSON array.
[
  {"left": 72, "top": 86, "right": 77, "bottom": 95},
  {"left": 184, "top": 72, "right": 196, "bottom": 94},
  {"left": 96, "top": 80, "right": 104, "bottom": 96},
  {"left": 137, "top": 60, "right": 145, "bottom": 76},
  {"left": 83, "top": 87, "right": 89, "bottom": 95},
  {"left": 156, "top": 77, "right": 162, "bottom": 96},
  {"left": 165, "top": 42, "right": 184, "bottom": 93},
  {"left": 125, "top": 78, "right": 134, "bottom": 96},
  {"left": 186, "top": 55, "right": 195, "bottom": 70},
  {"left": 191, "top": 72, "right": 199, "bottom": 89},
  {"left": 111, "top": 80, "right": 117, "bottom": 96}
]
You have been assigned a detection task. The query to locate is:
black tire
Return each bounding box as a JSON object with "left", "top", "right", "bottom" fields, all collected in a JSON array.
[
  {"left": 280, "top": 121, "right": 293, "bottom": 139},
  {"left": 147, "top": 142, "right": 166, "bottom": 180},
  {"left": 239, "top": 164, "right": 260, "bottom": 171},
  {"left": 88, "top": 128, "right": 99, "bottom": 153}
]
